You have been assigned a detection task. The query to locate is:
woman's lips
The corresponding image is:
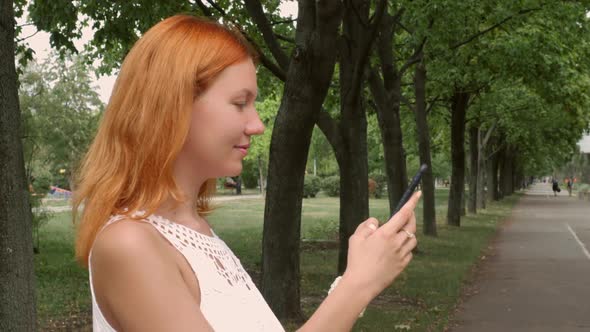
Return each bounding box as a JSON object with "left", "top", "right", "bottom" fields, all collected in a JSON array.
[{"left": 235, "top": 145, "right": 249, "bottom": 156}]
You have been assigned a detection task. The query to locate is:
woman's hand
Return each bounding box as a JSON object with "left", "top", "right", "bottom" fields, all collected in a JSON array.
[{"left": 342, "top": 191, "right": 421, "bottom": 299}]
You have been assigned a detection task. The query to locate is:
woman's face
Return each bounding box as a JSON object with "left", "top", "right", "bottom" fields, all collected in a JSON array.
[{"left": 178, "top": 58, "right": 264, "bottom": 179}]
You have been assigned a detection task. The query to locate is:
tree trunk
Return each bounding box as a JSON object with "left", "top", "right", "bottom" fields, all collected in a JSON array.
[
  {"left": 413, "top": 62, "right": 436, "bottom": 236},
  {"left": 257, "top": 156, "right": 265, "bottom": 194},
  {"left": 468, "top": 125, "right": 478, "bottom": 214},
  {"left": 261, "top": 0, "right": 342, "bottom": 321},
  {"left": 235, "top": 176, "right": 242, "bottom": 195},
  {"left": 367, "top": 11, "right": 408, "bottom": 217},
  {"left": 497, "top": 147, "right": 505, "bottom": 200},
  {"left": 461, "top": 182, "right": 467, "bottom": 216},
  {"left": 374, "top": 77, "right": 407, "bottom": 216},
  {"left": 337, "top": 129, "right": 369, "bottom": 274},
  {"left": 486, "top": 153, "right": 495, "bottom": 203},
  {"left": 499, "top": 146, "right": 514, "bottom": 197},
  {"left": 477, "top": 138, "right": 487, "bottom": 209},
  {"left": 447, "top": 89, "right": 470, "bottom": 226},
  {"left": 491, "top": 151, "right": 500, "bottom": 200},
  {"left": 335, "top": 0, "right": 374, "bottom": 274},
  {"left": 0, "top": 0, "right": 37, "bottom": 330}
]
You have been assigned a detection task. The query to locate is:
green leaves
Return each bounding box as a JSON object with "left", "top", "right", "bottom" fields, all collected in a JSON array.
[{"left": 20, "top": 52, "right": 103, "bottom": 188}]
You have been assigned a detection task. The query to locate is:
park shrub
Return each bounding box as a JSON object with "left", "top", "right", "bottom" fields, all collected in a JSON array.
[
  {"left": 303, "top": 175, "right": 321, "bottom": 198},
  {"left": 321, "top": 175, "right": 340, "bottom": 197}
]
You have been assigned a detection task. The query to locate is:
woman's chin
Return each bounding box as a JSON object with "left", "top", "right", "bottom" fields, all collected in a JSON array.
[{"left": 224, "top": 164, "right": 243, "bottom": 177}]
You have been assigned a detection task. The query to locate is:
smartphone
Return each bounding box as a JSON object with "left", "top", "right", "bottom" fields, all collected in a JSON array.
[{"left": 391, "top": 164, "right": 428, "bottom": 217}]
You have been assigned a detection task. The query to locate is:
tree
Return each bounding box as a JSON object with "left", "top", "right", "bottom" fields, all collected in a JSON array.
[
  {"left": 258, "top": 1, "right": 343, "bottom": 319},
  {"left": 20, "top": 53, "right": 102, "bottom": 190},
  {"left": 316, "top": 0, "right": 387, "bottom": 273},
  {"left": 413, "top": 60, "right": 437, "bottom": 235},
  {"left": 0, "top": 0, "right": 37, "bottom": 330},
  {"left": 366, "top": 9, "right": 409, "bottom": 220}
]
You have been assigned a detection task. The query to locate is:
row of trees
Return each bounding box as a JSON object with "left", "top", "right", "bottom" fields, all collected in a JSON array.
[{"left": 2, "top": 0, "right": 590, "bottom": 329}]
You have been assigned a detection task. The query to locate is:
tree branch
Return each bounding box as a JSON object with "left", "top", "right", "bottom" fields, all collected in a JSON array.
[
  {"left": 481, "top": 121, "right": 497, "bottom": 148},
  {"left": 16, "top": 30, "right": 39, "bottom": 42},
  {"left": 347, "top": 0, "right": 370, "bottom": 28},
  {"left": 487, "top": 141, "right": 506, "bottom": 160},
  {"left": 450, "top": 7, "right": 543, "bottom": 50},
  {"left": 244, "top": 0, "right": 290, "bottom": 71},
  {"left": 376, "top": 9, "right": 404, "bottom": 91},
  {"left": 270, "top": 18, "right": 296, "bottom": 26},
  {"left": 399, "top": 51, "right": 422, "bottom": 77},
  {"left": 275, "top": 33, "right": 295, "bottom": 44},
  {"left": 205, "top": 0, "right": 228, "bottom": 16},
  {"left": 194, "top": 0, "right": 213, "bottom": 16},
  {"left": 425, "top": 95, "right": 443, "bottom": 115},
  {"left": 243, "top": 34, "right": 287, "bottom": 81},
  {"left": 195, "top": 0, "right": 286, "bottom": 81},
  {"left": 316, "top": 109, "right": 344, "bottom": 160},
  {"left": 397, "top": 21, "right": 413, "bottom": 34},
  {"left": 351, "top": 0, "right": 388, "bottom": 95},
  {"left": 399, "top": 18, "right": 433, "bottom": 76},
  {"left": 367, "top": 67, "right": 388, "bottom": 111},
  {"left": 400, "top": 94, "right": 413, "bottom": 110}
]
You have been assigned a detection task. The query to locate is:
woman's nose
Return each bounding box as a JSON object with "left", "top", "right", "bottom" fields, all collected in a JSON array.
[{"left": 245, "top": 110, "right": 265, "bottom": 136}]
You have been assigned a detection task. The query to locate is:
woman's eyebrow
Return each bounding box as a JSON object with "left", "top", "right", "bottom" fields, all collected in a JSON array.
[{"left": 234, "top": 88, "right": 258, "bottom": 99}]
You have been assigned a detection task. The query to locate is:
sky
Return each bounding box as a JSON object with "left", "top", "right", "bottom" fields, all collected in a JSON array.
[
  {"left": 16, "top": 18, "right": 117, "bottom": 103},
  {"left": 14, "top": 2, "right": 590, "bottom": 151},
  {"left": 578, "top": 134, "right": 590, "bottom": 153}
]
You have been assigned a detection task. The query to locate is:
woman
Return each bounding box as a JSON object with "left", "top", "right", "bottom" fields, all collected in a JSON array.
[{"left": 74, "top": 14, "right": 420, "bottom": 331}]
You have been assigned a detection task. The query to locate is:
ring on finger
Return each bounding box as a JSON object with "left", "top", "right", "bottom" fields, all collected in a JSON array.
[{"left": 402, "top": 229, "right": 415, "bottom": 238}]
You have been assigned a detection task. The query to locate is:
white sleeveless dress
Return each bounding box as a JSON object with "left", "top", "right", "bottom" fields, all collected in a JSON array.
[{"left": 89, "top": 212, "right": 285, "bottom": 331}]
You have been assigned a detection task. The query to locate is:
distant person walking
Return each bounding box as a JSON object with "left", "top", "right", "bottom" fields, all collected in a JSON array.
[
  {"left": 552, "top": 178, "right": 561, "bottom": 196},
  {"left": 566, "top": 177, "right": 574, "bottom": 196}
]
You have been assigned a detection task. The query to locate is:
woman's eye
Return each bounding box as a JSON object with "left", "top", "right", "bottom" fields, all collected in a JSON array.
[{"left": 233, "top": 102, "right": 247, "bottom": 109}]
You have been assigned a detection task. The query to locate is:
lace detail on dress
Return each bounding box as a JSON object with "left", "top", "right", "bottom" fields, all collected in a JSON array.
[{"left": 145, "top": 213, "right": 253, "bottom": 290}]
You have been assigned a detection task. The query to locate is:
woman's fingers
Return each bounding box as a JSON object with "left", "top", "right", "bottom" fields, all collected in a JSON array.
[
  {"left": 399, "top": 235, "right": 418, "bottom": 257},
  {"left": 401, "top": 211, "right": 417, "bottom": 235},
  {"left": 391, "top": 228, "right": 417, "bottom": 250},
  {"left": 354, "top": 217, "right": 379, "bottom": 239},
  {"left": 380, "top": 191, "right": 422, "bottom": 237}
]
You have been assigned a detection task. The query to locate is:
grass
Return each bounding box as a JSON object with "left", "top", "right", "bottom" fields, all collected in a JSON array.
[
  {"left": 35, "top": 189, "right": 520, "bottom": 331},
  {"left": 35, "top": 213, "right": 91, "bottom": 330},
  {"left": 216, "top": 187, "right": 262, "bottom": 196},
  {"left": 41, "top": 198, "right": 72, "bottom": 207}
]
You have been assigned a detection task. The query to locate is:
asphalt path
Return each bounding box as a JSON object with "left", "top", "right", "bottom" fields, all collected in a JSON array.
[{"left": 450, "top": 183, "right": 590, "bottom": 332}]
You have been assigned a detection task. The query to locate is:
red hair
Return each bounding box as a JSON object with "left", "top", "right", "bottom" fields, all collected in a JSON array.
[{"left": 73, "top": 15, "right": 257, "bottom": 266}]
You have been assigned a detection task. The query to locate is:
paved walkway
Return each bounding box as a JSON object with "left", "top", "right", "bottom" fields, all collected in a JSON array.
[{"left": 450, "top": 183, "right": 590, "bottom": 331}]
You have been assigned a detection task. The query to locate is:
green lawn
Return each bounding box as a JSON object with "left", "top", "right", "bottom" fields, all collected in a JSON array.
[
  {"left": 35, "top": 189, "right": 520, "bottom": 331},
  {"left": 41, "top": 198, "right": 72, "bottom": 207}
]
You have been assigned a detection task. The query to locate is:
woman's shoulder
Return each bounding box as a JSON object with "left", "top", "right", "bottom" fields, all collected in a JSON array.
[
  {"left": 91, "top": 218, "right": 175, "bottom": 275},
  {"left": 95, "top": 219, "right": 159, "bottom": 253}
]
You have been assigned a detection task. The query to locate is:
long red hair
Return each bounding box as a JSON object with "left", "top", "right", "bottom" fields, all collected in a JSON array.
[{"left": 73, "top": 15, "right": 257, "bottom": 266}]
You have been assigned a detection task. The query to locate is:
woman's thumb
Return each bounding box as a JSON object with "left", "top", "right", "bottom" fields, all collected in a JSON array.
[{"left": 355, "top": 217, "right": 379, "bottom": 239}]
